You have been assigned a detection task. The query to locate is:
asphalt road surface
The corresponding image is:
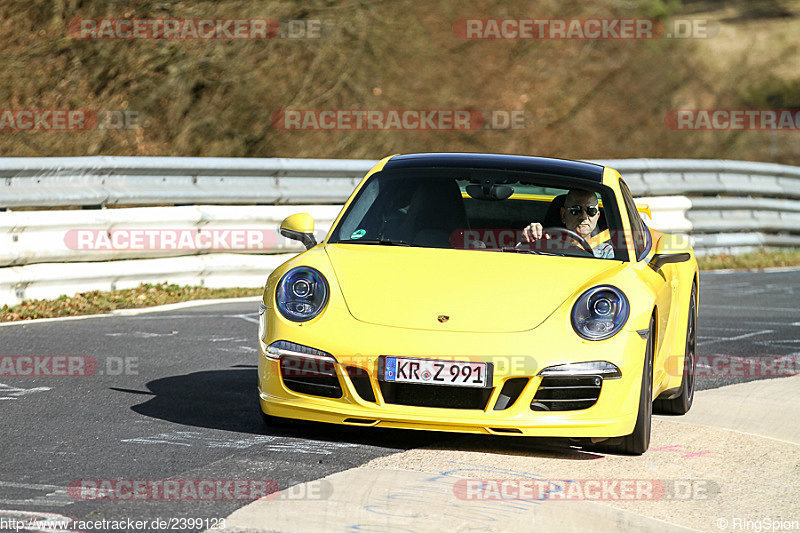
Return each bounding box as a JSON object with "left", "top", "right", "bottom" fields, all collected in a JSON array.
[{"left": 0, "top": 269, "right": 797, "bottom": 532}]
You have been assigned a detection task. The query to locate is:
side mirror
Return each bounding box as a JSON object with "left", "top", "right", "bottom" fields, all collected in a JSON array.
[
  {"left": 280, "top": 213, "right": 317, "bottom": 250},
  {"left": 635, "top": 203, "right": 652, "bottom": 219},
  {"left": 649, "top": 253, "right": 690, "bottom": 272}
]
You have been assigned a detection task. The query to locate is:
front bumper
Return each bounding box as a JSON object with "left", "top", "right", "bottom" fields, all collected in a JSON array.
[{"left": 258, "top": 320, "right": 648, "bottom": 438}]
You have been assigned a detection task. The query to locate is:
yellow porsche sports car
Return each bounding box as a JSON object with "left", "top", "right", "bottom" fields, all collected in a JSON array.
[{"left": 258, "top": 153, "right": 698, "bottom": 455}]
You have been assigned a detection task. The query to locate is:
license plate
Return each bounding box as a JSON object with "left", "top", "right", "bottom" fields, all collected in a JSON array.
[{"left": 383, "top": 357, "right": 490, "bottom": 388}]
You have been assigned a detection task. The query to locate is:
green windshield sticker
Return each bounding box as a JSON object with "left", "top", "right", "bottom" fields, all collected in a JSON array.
[{"left": 350, "top": 229, "right": 366, "bottom": 239}]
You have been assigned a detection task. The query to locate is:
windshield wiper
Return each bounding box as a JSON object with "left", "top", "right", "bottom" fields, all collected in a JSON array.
[
  {"left": 499, "top": 246, "right": 556, "bottom": 256},
  {"left": 343, "top": 238, "right": 412, "bottom": 246}
]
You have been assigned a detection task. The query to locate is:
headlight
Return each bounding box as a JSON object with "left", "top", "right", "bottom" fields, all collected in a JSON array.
[
  {"left": 276, "top": 267, "right": 329, "bottom": 322},
  {"left": 571, "top": 285, "right": 629, "bottom": 340}
]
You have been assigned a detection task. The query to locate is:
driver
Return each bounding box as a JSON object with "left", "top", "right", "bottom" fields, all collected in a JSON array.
[{"left": 521, "top": 189, "right": 614, "bottom": 258}]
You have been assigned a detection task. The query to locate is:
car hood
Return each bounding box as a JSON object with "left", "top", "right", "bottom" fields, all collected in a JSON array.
[{"left": 325, "top": 244, "right": 619, "bottom": 333}]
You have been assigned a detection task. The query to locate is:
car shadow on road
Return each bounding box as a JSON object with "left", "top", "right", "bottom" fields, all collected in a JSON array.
[
  {"left": 125, "top": 366, "right": 441, "bottom": 450},
  {"left": 125, "top": 365, "right": 603, "bottom": 459}
]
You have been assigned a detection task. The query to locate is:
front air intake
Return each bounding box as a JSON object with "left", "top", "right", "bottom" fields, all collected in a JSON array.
[
  {"left": 531, "top": 375, "right": 602, "bottom": 411},
  {"left": 280, "top": 354, "right": 343, "bottom": 399},
  {"left": 346, "top": 366, "right": 376, "bottom": 403},
  {"left": 493, "top": 378, "right": 529, "bottom": 410}
]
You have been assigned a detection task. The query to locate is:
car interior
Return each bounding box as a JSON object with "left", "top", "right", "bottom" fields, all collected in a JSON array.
[{"left": 334, "top": 175, "right": 610, "bottom": 253}]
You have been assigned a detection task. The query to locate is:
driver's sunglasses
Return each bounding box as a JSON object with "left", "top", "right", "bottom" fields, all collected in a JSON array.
[{"left": 567, "top": 205, "right": 599, "bottom": 217}]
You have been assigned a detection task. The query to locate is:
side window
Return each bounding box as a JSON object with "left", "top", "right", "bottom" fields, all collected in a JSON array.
[{"left": 619, "top": 180, "right": 647, "bottom": 259}]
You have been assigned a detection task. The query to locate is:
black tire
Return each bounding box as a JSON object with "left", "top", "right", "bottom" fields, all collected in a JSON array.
[
  {"left": 590, "top": 316, "right": 654, "bottom": 456},
  {"left": 654, "top": 283, "right": 697, "bottom": 415}
]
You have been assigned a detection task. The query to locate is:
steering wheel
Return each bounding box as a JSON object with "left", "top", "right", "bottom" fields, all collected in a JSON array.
[
  {"left": 543, "top": 227, "right": 594, "bottom": 254},
  {"left": 517, "top": 227, "right": 594, "bottom": 255}
]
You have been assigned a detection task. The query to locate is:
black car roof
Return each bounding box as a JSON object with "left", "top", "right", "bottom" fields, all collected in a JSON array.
[{"left": 383, "top": 153, "right": 606, "bottom": 182}]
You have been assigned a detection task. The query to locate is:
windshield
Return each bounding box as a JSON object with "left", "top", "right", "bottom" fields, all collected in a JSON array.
[{"left": 329, "top": 169, "right": 629, "bottom": 260}]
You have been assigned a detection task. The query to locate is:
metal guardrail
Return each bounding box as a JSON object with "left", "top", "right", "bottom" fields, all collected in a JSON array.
[
  {"left": 0, "top": 205, "right": 339, "bottom": 267},
  {"left": 3, "top": 157, "right": 800, "bottom": 207},
  {"left": 0, "top": 254, "right": 293, "bottom": 306},
  {"left": 0, "top": 156, "right": 375, "bottom": 207},
  {"left": 1, "top": 156, "right": 799, "bottom": 307},
  {"left": 605, "top": 160, "right": 800, "bottom": 248},
  {"left": 601, "top": 158, "right": 800, "bottom": 199},
  {"left": 4, "top": 156, "right": 799, "bottom": 242}
]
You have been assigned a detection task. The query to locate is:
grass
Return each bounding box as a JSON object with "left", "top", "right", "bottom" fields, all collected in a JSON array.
[
  {"left": 5, "top": 0, "right": 800, "bottom": 165},
  {"left": 0, "top": 282, "right": 261, "bottom": 322},
  {"left": 2, "top": 249, "right": 799, "bottom": 322},
  {"left": 696, "top": 247, "right": 800, "bottom": 270}
]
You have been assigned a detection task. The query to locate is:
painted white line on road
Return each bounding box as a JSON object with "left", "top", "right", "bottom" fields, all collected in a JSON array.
[
  {"left": 658, "top": 417, "right": 800, "bottom": 447},
  {"left": 0, "top": 482, "right": 62, "bottom": 491},
  {"left": 107, "top": 296, "right": 261, "bottom": 315},
  {"left": 236, "top": 314, "right": 260, "bottom": 325},
  {"left": 696, "top": 329, "right": 773, "bottom": 346},
  {"left": 122, "top": 430, "right": 360, "bottom": 454},
  {"left": 217, "top": 346, "right": 257, "bottom": 353},
  {"left": 718, "top": 320, "right": 798, "bottom": 326},
  {"left": 0, "top": 384, "right": 51, "bottom": 400},
  {"left": 704, "top": 266, "right": 800, "bottom": 274},
  {"left": 0, "top": 482, "right": 72, "bottom": 508},
  {"left": 753, "top": 340, "right": 800, "bottom": 353},
  {"left": 702, "top": 304, "right": 800, "bottom": 313},
  {"left": 0, "top": 296, "right": 262, "bottom": 328},
  {"left": 0, "top": 498, "right": 71, "bottom": 507},
  {"left": 105, "top": 331, "right": 178, "bottom": 338},
  {"left": 115, "top": 313, "right": 254, "bottom": 320},
  {"left": 702, "top": 326, "right": 758, "bottom": 331}
]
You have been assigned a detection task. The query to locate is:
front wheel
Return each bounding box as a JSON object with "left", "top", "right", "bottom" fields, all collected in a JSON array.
[
  {"left": 589, "top": 316, "right": 654, "bottom": 455},
  {"left": 654, "top": 283, "right": 697, "bottom": 415}
]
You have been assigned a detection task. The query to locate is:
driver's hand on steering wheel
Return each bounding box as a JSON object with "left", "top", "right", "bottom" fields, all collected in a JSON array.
[{"left": 522, "top": 222, "right": 550, "bottom": 242}]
